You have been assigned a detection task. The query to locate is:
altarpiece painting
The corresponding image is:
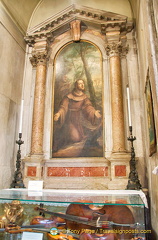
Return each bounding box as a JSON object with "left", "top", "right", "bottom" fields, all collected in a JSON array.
[
  {"left": 145, "top": 77, "right": 157, "bottom": 156},
  {"left": 52, "top": 41, "right": 103, "bottom": 158}
]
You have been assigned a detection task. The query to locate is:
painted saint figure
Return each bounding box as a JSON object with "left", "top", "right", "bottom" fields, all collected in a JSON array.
[{"left": 53, "top": 79, "right": 102, "bottom": 157}]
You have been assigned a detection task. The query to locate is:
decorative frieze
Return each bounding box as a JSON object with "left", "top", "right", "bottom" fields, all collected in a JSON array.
[{"left": 47, "top": 167, "right": 108, "bottom": 177}]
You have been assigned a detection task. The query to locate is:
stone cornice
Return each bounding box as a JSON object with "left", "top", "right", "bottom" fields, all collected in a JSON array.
[
  {"left": 25, "top": 4, "right": 134, "bottom": 46},
  {"left": 101, "top": 21, "right": 133, "bottom": 35},
  {"left": 27, "top": 4, "right": 127, "bottom": 35}
]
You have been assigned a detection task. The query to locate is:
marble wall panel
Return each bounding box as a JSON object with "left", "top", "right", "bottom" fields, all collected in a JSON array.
[
  {"left": 115, "top": 165, "right": 126, "bottom": 177},
  {"left": 44, "top": 176, "right": 109, "bottom": 189},
  {"left": 0, "top": 166, "right": 12, "bottom": 189},
  {"left": 0, "top": 96, "right": 17, "bottom": 188},
  {"left": 0, "top": 96, "right": 10, "bottom": 166},
  {"left": 47, "top": 167, "right": 108, "bottom": 177},
  {"left": 27, "top": 166, "right": 37, "bottom": 177},
  {"left": 0, "top": 23, "right": 25, "bottom": 102},
  {"left": 0, "top": 2, "right": 25, "bottom": 49},
  {"left": 22, "top": 55, "right": 36, "bottom": 158},
  {"left": 0, "top": 6, "right": 26, "bottom": 188}
]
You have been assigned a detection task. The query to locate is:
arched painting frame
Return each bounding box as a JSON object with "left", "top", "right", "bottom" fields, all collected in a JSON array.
[{"left": 52, "top": 40, "right": 103, "bottom": 158}]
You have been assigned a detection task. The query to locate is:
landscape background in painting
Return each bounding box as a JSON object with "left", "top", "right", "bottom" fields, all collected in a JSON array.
[{"left": 52, "top": 41, "right": 103, "bottom": 158}]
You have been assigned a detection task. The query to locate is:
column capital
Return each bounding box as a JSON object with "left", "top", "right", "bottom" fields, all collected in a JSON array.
[
  {"left": 106, "top": 42, "right": 122, "bottom": 57},
  {"left": 30, "top": 53, "right": 48, "bottom": 67},
  {"left": 30, "top": 39, "right": 49, "bottom": 67},
  {"left": 105, "top": 42, "right": 129, "bottom": 57}
]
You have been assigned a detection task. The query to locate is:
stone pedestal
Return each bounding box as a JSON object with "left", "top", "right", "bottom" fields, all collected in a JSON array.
[
  {"left": 23, "top": 155, "right": 44, "bottom": 186},
  {"left": 107, "top": 152, "right": 131, "bottom": 189}
]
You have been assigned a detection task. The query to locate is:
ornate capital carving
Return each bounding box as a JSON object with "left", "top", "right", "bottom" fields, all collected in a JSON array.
[
  {"left": 106, "top": 42, "right": 128, "bottom": 57},
  {"left": 106, "top": 42, "right": 122, "bottom": 57},
  {"left": 30, "top": 53, "right": 48, "bottom": 67},
  {"left": 30, "top": 40, "right": 49, "bottom": 67}
]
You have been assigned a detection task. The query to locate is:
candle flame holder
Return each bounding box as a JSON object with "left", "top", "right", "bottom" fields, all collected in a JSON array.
[
  {"left": 126, "top": 126, "right": 142, "bottom": 190},
  {"left": 10, "top": 133, "right": 25, "bottom": 188}
]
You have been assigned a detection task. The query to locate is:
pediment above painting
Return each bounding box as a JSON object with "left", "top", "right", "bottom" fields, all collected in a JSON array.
[{"left": 25, "top": 4, "right": 133, "bottom": 45}]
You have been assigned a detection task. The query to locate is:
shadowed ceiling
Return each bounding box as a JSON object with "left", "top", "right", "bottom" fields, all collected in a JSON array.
[{"left": 1, "top": 0, "right": 41, "bottom": 34}]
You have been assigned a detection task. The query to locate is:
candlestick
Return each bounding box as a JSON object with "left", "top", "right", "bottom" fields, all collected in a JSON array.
[
  {"left": 126, "top": 85, "right": 132, "bottom": 126},
  {"left": 126, "top": 126, "right": 142, "bottom": 190},
  {"left": 19, "top": 99, "right": 24, "bottom": 133},
  {"left": 10, "top": 133, "right": 25, "bottom": 188}
]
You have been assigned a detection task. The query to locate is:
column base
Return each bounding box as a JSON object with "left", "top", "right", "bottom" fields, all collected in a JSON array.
[
  {"left": 23, "top": 154, "right": 44, "bottom": 187},
  {"left": 107, "top": 152, "right": 131, "bottom": 190}
]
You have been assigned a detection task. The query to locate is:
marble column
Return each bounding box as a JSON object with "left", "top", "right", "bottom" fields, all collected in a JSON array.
[
  {"left": 106, "top": 42, "right": 125, "bottom": 152},
  {"left": 106, "top": 40, "right": 131, "bottom": 189},
  {"left": 30, "top": 41, "right": 48, "bottom": 155},
  {"left": 23, "top": 40, "right": 48, "bottom": 185}
]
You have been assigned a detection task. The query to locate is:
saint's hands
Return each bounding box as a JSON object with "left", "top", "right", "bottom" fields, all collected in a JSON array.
[
  {"left": 55, "top": 111, "right": 101, "bottom": 121},
  {"left": 54, "top": 112, "right": 60, "bottom": 121},
  {"left": 95, "top": 110, "right": 101, "bottom": 119}
]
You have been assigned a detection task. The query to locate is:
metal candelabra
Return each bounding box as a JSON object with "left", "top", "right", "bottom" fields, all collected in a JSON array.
[
  {"left": 10, "top": 133, "right": 25, "bottom": 188},
  {"left": 126, "top": 126, "right": 142, "bottom": 190}
]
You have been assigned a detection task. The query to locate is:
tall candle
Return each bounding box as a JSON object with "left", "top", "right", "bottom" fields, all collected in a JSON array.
[
  {"left": 126, "top": 85, "right": 132, "bottom": 126},
  {"left": 19, "top": 99, "right": 24, "bottom": 133}
]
